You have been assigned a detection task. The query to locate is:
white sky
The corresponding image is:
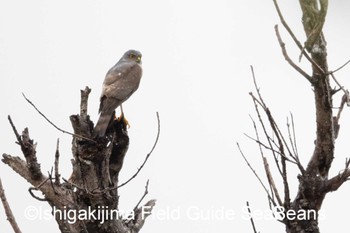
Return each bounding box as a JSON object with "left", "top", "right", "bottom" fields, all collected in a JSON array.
[{"left": 1, "top": 1, "right": 350, "bottom": 232}]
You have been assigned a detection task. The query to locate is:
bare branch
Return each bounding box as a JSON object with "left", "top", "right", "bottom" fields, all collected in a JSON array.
[
  {"left": 247, "top": 114, "right": 283, "bottom": 206},
  {"left": 263, "top": 157, "right": 283, "bottom": 206},
  {"left": 331, "top": 93, "right": 349, "bottom": 140},
  {"left": 244, "top": 133, "right": 293, "bottom": 162},
  {"left": 246, "top": 201, "right": 259, "bottom": 233},
  {"left": 48, "top": 169, "right": 58, "bottom": 195},
  {"left": 54, "top": 138, "right": 61, "bottom": 185},
  {"left": 7, "top": 117, "right": 42, "bottom": 180},
  {"left": 288, "top": 113, "right": 300, "bottom": 163},
  {"left": 7, "top": 115, "right": 22, "bottom": 146},
  {"left": 274, "top": 25, "right": 313, "bottom": 83},
  {"left": 134, "top": 180, "right": 150, "bottom": 211},
  {"left": 329, "top": 73, "right": 349, "bottom": 98},
  {"left": 22, "top": 93, "right": 95, "bottom": 142},
  {"left": 130, "top": 199, "right": 156, "bottom": 232},
  {"left": 0, "top": 178, "right": 22, "bottom": 233},
  {"left": 117, "top": 112, "right": 160, "bottom": 188},
  {"left": 324, "top": 159, "right": 350, "bottom": 192},
  {"left": 80, "top": 86, "right": 91, "bottom": 118},
  {"left": 330, "top": 59, "right": 350, "bottom": 74},
  {"left": 272, "top": 0, "right": 325, "bottom": 74},
  {"left": 237, "top": 143, "right": 277, "bottom": 207},
  {"left": 28, "top": 177, "right": 50, "bottom": 201}
]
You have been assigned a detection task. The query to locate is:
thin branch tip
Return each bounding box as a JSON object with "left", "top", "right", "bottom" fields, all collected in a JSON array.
[{"left": 117, "top": 112, "right": 160, "bottom": 188}]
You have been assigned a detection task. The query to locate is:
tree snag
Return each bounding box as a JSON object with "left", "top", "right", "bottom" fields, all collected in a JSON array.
[
  {"left": 242, "top": 1, "right": 350, "bottom": 233},
  {"left": 2, "top": 86, "right": 157, "bottom": 233}
]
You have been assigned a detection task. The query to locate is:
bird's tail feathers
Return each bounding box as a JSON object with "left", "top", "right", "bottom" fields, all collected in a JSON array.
[{"left": 94, "top": 112, "right": 113, "bottom": 137}]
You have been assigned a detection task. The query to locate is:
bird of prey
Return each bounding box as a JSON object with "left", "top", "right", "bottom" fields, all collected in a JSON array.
[{"left": 94, "top": 49, "right": 143, "bottom": 137}]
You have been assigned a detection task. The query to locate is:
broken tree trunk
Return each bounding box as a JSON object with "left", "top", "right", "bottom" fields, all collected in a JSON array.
[{"left": 2, "top": 87, "right": 155, "bottom": 233}]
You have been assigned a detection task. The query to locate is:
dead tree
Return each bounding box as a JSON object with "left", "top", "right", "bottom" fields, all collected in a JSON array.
[
  {"left": 240, "top": 1, "right": 350, "bottom": 233},
  {"left": 2, "top": 87, "right": 157, "bottom": 233}
]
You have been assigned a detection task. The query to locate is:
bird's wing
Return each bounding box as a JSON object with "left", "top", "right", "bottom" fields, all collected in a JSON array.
[
  {"left": 103, "top": 61, "right": 134, "bottom": 86},
  {"left": 99, "top": 61, "right": 142, "bottom": 113}
]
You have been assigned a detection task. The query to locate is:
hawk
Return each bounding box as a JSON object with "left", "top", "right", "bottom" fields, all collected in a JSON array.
[{"left": 94, "top": 49, "right": 143, "bottom": 137}]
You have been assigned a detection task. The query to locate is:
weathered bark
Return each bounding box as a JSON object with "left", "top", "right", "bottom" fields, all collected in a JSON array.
[
  {"left": 246, "top": 1, "right": 350, "bottom": 233},
  {"left": 2, "top": 87, "right": 155, "bottom": 233},
  {"left": 286, "top": 1, "right": 330, "bottom": 233}
]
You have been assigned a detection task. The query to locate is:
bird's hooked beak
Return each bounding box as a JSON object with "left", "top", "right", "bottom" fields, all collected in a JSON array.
[{"left": 136, "top": 56, "right": 142, "bottom": 64}]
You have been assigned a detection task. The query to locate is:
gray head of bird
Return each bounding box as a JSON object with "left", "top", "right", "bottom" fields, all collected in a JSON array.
[{"left": 122, "top": 49, "right": 142, "bottom": 64}]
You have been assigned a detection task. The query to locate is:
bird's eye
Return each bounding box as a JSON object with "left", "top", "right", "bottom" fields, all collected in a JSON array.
[{"left": 129, "top": 54, "right": 135, "bottom": 59}]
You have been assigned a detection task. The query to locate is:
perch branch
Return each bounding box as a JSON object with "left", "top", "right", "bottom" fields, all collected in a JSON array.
[
  {"left": 117, "top": 112, "right": 160, "bottom": 188},
  {"left": 0, "top": 178, "right": 22, "bottom": 233}
]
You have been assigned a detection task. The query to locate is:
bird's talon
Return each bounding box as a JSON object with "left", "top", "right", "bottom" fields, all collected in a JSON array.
[{"left": 117, "top": 114, "right": 130, "bottom": 128}]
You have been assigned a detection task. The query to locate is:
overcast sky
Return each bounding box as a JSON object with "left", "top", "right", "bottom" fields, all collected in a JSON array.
[{"left": 1, "top": 1, "right": 350, "bottom": 232}]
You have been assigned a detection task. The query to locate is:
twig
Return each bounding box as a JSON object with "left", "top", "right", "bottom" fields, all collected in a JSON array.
[
  {"left": 54, "top": 138, "right": 60, "bottom": 185},
  {"left": 263, "top": 157, "right": 283, "bottom": 206},
  {"left": 0, "top": 177, "right": 22, "bottom": 233},
  {"left": 48, "top": 169, "right": 58, "bottom": 195},
  {"left": 246, "top": 201, "right": 259, "bottom": 233},
  {"left": 289, "top": 113, "right": 299, "bottom": 161},
  {"left": 237, "top": 143, "right": 276, "bottom": 207},
  {"left": 7, "top": 115, "right": 22, "bottom": 146},
  {"left": 329, "top": 73, "right": 349, "bottom": 97},
  {"left": 28, "top": 178, "right": 50, "bottom": 201},
  {"left": 250, "top": 66, "right": 267, "bottom": 109},
  {"left": 274, "top": 25, "right": 313, "bottom": 83},
  {"left": 8, "top": 117, "right": 43, "bottom": 179},
  {"left": 134, "top": 180, "right": 149, "bottom": 211},
  {"left": 342, "top": 158, "right": 350, "bottom": 179},
  {"left": 244, "top": 133, "right": 291, "bottom": 160},
  {"left": 330, "top": 59, "right": 350, "bottom": 74},
  {"left": 332, "top": 93, "right": 348, "bottom": 139},
  {"left": 249, "top": 66, "right": 297, "bottom": 209},
  {"left": 324, "top": 158, "right": 350, "bottom": 192},
  {"left": 249, "top": 81, "right": 284, "bottom": 177},
  {"left": 22, "top": 93, "right": 95, "bottom": 143},
  {"left": 117, "top": 112, "right": 160, "bottom": 188}
]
